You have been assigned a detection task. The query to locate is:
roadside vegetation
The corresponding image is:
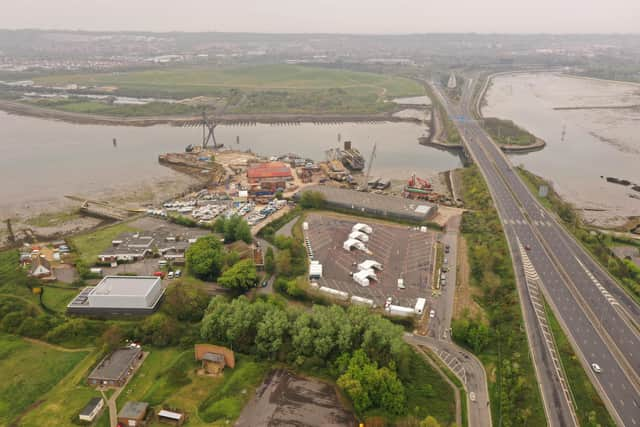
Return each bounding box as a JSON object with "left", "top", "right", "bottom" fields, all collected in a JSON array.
[
  {"left": 483, "top": 117, "right": 537, "bottom": 146},
  {"left": 517, "top": 167, "right": 640, "bottom": 302},
  {"left": 422, "top": 83, "right": 462, "bottom": 145},
  {"left": 29, "top": 64, "right": 424, "bottom": 115},
  {"left": 200, "top": 295, "right": 455, "bottom": 425},
  {"left": 544, "top": 303, "right": 615, "bottom": 427},
  {"left": 456, "top": 166, "right": 546, "bottom": 427}
]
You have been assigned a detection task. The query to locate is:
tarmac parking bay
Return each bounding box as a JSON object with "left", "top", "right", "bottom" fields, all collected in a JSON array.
[{"left": 305, "top": 212, "right": 438, "bottom": 307}]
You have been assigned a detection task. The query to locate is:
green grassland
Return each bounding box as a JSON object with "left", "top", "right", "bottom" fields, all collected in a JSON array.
[
  {"left": 69, "top": 222, "right": 137, "bottom": 265},
  {"left": 32, "top": 64, "right": 424, "bottom": 115},
  {"left": 41, "top": 286, "right": 79, "bottom": 313},
  {"left": 0, "top": 334, "right": 90, "bottom": 426},
  {"left": 483, "top": 117, "right": 537, "bottom": 146},
  {"left": 116, "top": 348, "right": 269, "bottom": 426}
]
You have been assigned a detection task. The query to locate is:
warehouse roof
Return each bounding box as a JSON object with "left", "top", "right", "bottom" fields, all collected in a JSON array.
[{"left": 247, "top": 162, "right": 292, "bottom": 180}]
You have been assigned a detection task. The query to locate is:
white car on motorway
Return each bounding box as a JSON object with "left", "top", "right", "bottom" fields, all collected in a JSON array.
[{"left": 591, "top": 363, "right": 602, "bottom": 373}]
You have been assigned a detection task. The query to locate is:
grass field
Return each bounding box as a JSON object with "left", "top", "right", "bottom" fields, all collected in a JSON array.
[
  {"left": 70, "top": 222, "right": 137, "bottom": 265},
  {"left": 0, "top": 334, "right": 90, "bottom": 426},
  {"left": 41, "top": 286, "right": 78, "bottom": 313},
  {"left": 32, "top": 64, "right": 424, "bottom": 115},
  {"left": 483, "top": 117, "right": 537, "bottom": 146},
  {"left": 115, "top": 348, "right": 269, "bottom": 426}
]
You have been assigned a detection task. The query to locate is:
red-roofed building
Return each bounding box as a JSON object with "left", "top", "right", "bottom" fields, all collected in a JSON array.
[{"left": 247, "top": 162, "right": 293, "bottom": 192}]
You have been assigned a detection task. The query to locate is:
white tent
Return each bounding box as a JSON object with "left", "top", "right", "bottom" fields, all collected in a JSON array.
[
  {"left": 353, "top": 271, "right": 370, "bottom": 287},
  {"left": 343, "top": 238, "right": 366, "bottom": 252},
  {"left": 354, "top": 268, "right": 377, "bottom": 285},
  {"left": 352, "top": 223, "right": 373, "bottom": 234},
  {"left": 358, "top": 260, "right": 383, "bottom": 272},
  {"left": 349, "top": 231, "right": 369, "bottom": 242}
]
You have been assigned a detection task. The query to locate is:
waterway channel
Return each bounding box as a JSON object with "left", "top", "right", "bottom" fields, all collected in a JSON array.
[
  {"left": 483, "top": 73, "right": 640, "bottom": 226},
  {"left": 0, "top": 111, "right": 462, "bottom": 218}
]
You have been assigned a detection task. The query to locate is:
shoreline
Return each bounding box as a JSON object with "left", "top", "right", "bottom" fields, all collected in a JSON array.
[{"left": 0, "top": 99, "right": 425, "bottom": 127}]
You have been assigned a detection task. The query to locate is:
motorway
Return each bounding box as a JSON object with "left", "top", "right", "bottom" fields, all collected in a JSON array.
[{"left": 431, "top": 77, "right": 640, "bottom": 426}]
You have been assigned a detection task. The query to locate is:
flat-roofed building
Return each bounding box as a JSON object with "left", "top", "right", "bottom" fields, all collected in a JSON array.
[
  {"left": 88, "top": 347, "right": 143, "bottom": 387},
  {"left": 118, "top": 401, "right": 149, "bottom": 427},
  {"left": 67, "top": 276, "right": 164, "bottom": 316},
  {"left": 78, "top": 397, "right": 104, "bottom": 422}
]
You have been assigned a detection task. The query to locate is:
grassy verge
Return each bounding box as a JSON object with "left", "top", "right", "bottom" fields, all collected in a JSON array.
[
  {"left": 69, "top": 222, "right": 138, "bottom": 265},
  {"left": 0, "top": 333, "right": 89, "bottom": 425},
  {"left": 543, "top": 302, "right": 615, "bottom": 427},
  {"left": 456, "top": 166, "right": 546, "bottom": 427},
  {"left": 483, "top": 117, "right": 537, "bottom": 146},
  {"left": 31, "top": 64, "right": 424, "bottom": 115},
  {"left": 517, "top": 167, "right": 640, "bottom": 303},
  {"left": 423, "top": 83, "right": 462, "bottom": 145}
]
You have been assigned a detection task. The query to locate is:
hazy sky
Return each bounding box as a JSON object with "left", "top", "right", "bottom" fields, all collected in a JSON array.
[{"left": 1, "top": 0, "right": 639, "bottom": 33}]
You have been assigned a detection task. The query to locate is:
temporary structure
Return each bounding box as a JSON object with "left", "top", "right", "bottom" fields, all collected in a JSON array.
[
  {"left": 358, "top": 260, "right": 383, "bottom": 272},
  {"left": 343, "top": 238, "right": 366, "bottom": 252},
  {"left": 352, "top": 223, "right": 373, "bottom": 234},
  {"left": 349, "top": 231, "right": 369, "bottom": 242}
]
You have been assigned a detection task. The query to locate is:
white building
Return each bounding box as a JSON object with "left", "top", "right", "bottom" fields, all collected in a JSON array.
[{"left": 68, "top": 276, "right": 165, "bottom": 316}]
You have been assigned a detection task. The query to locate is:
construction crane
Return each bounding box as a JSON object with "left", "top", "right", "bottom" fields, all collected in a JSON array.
[
  {"left": 201, "top": 110, "right": 219, "bottom": 150},
  {"left": 361, "top": 143, "right": 377, "bottom": 191}
]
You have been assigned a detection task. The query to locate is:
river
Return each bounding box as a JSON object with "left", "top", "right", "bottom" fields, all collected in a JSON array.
[
  {"left": 0, "top": 112, "right": 461, "bottom": 218},
  {"left": 483, "top": 73, "right": 640, "bottom": 226}
]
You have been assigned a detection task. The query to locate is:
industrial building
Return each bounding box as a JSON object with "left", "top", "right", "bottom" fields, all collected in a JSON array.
[
  {"left": 88, "top": 347, "right": 143, "bottom": 387},
  {"left": 67, "top": 276, "right": 165, "bottom": 316},
  {"left": 297, "top": 185, "right": 437, "bottom": 222},
  {"left": 247, "top": 161, "right": 293, "bottom": 193}
]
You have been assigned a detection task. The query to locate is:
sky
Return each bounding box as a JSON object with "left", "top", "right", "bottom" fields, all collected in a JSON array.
[{"left": 1, "top": 0, "right": 639, "bottom": 34}]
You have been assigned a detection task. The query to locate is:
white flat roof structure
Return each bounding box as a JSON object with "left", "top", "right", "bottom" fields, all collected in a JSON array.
[{"left": 87, "top": 276, "right": 163, "bottom": 309}]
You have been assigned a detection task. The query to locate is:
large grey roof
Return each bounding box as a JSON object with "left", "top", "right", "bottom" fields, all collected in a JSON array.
[{"left": 88, "top": 347, "right": 141, "bottom": 381}]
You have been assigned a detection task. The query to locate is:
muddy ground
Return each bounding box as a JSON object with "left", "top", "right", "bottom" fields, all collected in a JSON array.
[{"left": 235, "top": 369, "right": 355, "bottom": 427}]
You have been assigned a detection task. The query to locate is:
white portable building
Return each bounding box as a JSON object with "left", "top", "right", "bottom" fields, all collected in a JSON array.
[
  {"left": 350, "top": 295, "right": 375, "bottom": 307},
  {"left": 353, "top": 272, "right": 370, "bottom": 287},
  {"left": 309, "top": 260, "right": 323, "bottom": 279},
  {"left": 387, "top": 304, "right": 416, "bottom": 317},
  {"left": 352, "top": 223, "right": 373, "bottom": 234},
  {"left": 343, "top": 238, "right": 366, "bottom": 252},
  {"left": 414, "top": 298, "right": 426, "bottom": 315},
  {"left": 318, "top": 286, "right": 349, "bottom": 301},
  {"left": 358, "top": 260, "right": 383, "bottom": 272},
  {"left": 349, "top": 231, "right": 369, "bottom": 242}
]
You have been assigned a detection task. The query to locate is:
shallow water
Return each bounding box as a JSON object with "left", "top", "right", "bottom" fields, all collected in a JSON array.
[
  {"left": 483, "top": 73, "right": 640, "bottom": 225},
  {"left": 0, "top": 112, "right": 461, "bottom": 217}
]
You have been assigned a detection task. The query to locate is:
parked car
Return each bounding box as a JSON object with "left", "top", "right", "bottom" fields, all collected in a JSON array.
[
  {"left": 167, "top": 271, "right": 174, "bottom": 279},
  {"left": 261, "top": 281, "right": 268, "bottom": 288},
  {"left": 429, "top": 309, "right": 436, "bottom": 318},
  {"left": 175, "top": 269, "right": 182, "bottom": 278},
  {"left": 153, "top": 271, "right": 166, "bottom": 278}
]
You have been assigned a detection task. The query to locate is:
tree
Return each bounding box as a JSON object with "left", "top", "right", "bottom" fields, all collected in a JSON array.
[
  {"left": 185, "top": 235, "right": 225, "bottom": 281},
  {"left": 163, "top": 281, "right": 210, "bottom": 322},
  {"left": 235, "top": 220, "right": 253, "bottom": 244},
  {"left": 276, "top": 250, "right": 292, "bottom": 276},
  {"left": 217, "top": 259, "right": 257, "bottom": 292},
  {"left": 264, "top": 247, "right": 275, "bottom": 275},
  {"left": 255, "top": 307, "right": 288, "bottom": 359},
  {"left": 99, "top": 325, "right": 123, "bottom": 352},
  {"left": 420, "top": 416, "right": 441, "bottom": 427},
  {"left": 300, "top": 191, "right": 326, "bottom": 209}
]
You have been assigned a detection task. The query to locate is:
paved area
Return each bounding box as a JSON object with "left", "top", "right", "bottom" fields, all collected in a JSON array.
[
  {"left": 235, "top": 369, "right": 355, "bottom": 427},
  {"left": 306, "top": 212, "right": 438, "bottom": 307}
]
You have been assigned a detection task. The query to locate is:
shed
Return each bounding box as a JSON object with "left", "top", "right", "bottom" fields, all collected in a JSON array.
[
  {"left": 118, "top": 401, "right": 148, "bottom": 427},
  {"left": 158, "top": 409, "right": 185, "bottom": 426},
  {"left": 195, "top": 344, "right": 235, "bottom": 376}
]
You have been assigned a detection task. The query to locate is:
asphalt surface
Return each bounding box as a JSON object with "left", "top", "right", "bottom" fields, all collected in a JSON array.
[{"left": 433, "top": 78, "right": 640, "bottom": 426}]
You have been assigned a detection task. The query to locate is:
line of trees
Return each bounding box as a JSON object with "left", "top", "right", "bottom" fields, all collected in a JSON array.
[{"left": 200, "top": 296, "right": 413, "bottom": 417}]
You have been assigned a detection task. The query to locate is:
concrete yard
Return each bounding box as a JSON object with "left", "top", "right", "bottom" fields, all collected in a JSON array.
[
  {"left": 235, "top": 369, "right": 355, "bottom": 427},
  {"left": 306, "top": 212, "right": 438, "bottom": 307}
]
